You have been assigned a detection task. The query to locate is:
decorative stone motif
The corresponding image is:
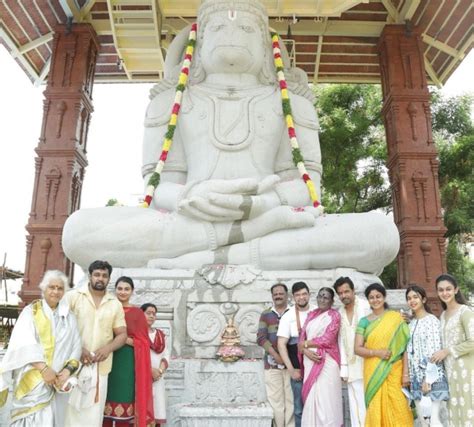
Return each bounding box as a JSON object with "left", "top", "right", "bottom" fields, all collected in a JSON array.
[
  {"left": 219, "top": 302, "right": 238, "bottom": 315},
  {"left": 187, "top": 304, "right": 226, "bottom": 344},
  {"left": 198, "top": 264, "right": 260, "bottom": 288},
  {"left": 44, "top": 166, "right": 62, "bottom": 220},
  {"left": 234, "top": 306, "right": 262, "bottom": 345},
  {"left": 193, "top": 372, "right": 260, "bottom": 403},
  {"left": 179, "top": 405, "right": 273, "bottom": 427}
]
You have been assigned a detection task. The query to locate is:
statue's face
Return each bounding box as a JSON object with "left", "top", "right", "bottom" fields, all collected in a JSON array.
[{"left": 200, "top": 11, "right": 266, "bottom": 76}]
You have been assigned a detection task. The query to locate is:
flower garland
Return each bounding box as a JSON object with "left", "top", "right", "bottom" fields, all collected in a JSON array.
[
  {"left": 271, "top": 32, "right": 320, "bottom": 208},
  {"left": 142, "top": 26, "right": 320, "bottom": 209},
  {"left": 141, "top": 23, "right": 197, "bottom": 208}
]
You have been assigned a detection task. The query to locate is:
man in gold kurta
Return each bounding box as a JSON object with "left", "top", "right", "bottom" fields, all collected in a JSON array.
[{"left": 65, "top": 260, "right": 127, "bottom": 426}]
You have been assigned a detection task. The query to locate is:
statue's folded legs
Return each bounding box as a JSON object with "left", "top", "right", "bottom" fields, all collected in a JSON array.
[{"left": 63, "top": 206, "right": 398, "bottom": 275}]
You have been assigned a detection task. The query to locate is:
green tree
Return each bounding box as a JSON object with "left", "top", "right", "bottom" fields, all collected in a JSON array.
[
  {"left": 431, "top": 91, "right": 474, "bottom": 294},
  {"left": 315, "top": 84, "right": 391, "bottom": 214},
  {"left": 314, "top": 85, "right": 473, "bottom": 291}
]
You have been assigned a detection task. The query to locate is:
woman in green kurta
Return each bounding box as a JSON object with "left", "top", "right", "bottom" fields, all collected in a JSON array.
[
  {"left": 431, "top": 274, "right": 474, "bottom": 427},
  {"left": 103, "top": 277, "right": 154, "bottom": 427}
]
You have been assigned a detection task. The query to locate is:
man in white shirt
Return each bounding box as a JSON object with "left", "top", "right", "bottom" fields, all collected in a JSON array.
[
  {"left": 277, "top": 282, "right": 315, "bottom": 427},
  {"left": 334, "top": 276, "right": 371, "bottom": 427}
]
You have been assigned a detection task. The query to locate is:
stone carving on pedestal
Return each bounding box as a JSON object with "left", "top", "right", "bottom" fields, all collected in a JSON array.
[
  {"left": 198, "top": 264, "right": 260, "bottom": 288},
  {"left": 194, "top": 371, "right": 259, "bottom": 403},
  {"left": 234, "top": 306, "right": 262, "bottom": 345},
  {"left": 187, "top": 304, "right": 226, "bottom": 344}
]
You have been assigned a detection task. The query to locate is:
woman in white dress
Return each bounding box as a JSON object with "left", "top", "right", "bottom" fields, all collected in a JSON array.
[
  {"left": 0, "top": 270, "right": 81, "bottom": 426},
  {"left": 431, "top": 273, "right": 473, "bottom": 427},
  {"left": 405, "top": 284, "right": 449, "bottom": 427},
  {"left": 141, "top": 303, "right": 169, "bottom": 425}
]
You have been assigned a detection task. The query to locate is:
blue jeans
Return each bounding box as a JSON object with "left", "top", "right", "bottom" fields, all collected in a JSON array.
[{"left": 290, "top": 378, "right": 303, "bottom": 427}]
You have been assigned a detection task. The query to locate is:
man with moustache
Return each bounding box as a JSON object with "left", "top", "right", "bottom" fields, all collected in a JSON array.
[
  {"left": 65, "top": 260, "right": 127, "bottom": 426},
  {"left": 277, "top": 282, "right": 316, "bottom": 427},
  {"left": 333, "top": 276, "right": 371, "bottom": 427},
  {"left": 257, "top": 283, "right": 294, "bottom": 427}
]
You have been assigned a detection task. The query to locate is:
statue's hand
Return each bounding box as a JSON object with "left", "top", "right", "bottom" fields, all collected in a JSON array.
[
  {"left": 206, "top": 175, "right": 282, "bottom": 220},
  {"left": 178, "top": 178, "right": 259, "bottom": 222},
  {"left": 302, "top": 205, "right": 325, "bottom": 218}
]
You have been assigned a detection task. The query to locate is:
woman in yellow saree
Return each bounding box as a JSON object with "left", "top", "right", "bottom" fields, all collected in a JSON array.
[{"left": 355, "top": 283, "right": 413, "bottom": 427}]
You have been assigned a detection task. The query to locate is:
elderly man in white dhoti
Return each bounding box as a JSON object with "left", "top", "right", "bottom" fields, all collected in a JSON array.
[
  {"left": 0, "top": 270, "right": 81, "bottom": 426},
  {"left": 333, "top": 276, "right": 371, "bottom": 427}
]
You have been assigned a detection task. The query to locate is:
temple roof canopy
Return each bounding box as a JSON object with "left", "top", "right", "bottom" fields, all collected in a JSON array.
[{"left": 0, "top": 0, "right": 472, "bottom": 85}]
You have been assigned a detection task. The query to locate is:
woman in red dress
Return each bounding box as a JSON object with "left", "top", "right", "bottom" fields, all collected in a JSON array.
[{"left": 103, "top": 277, "right": 154, "bottom": 426}]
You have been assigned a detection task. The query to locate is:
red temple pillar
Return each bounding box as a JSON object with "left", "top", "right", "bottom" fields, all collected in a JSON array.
[
  {"left": 378, "top": 25, "right": 447, "bottom": 309},
  {"left": 20, "top": 24, "right": 98, "bottom": 303}
]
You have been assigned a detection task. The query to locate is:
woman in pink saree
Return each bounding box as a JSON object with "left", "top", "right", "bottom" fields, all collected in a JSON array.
[{"left": 298, "top": 287, "right": 342, "bottom": 427}]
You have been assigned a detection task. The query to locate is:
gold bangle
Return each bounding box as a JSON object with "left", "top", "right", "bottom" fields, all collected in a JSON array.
[
  {"left": 158, "top": 368, "right": 164, "bottom": 375},
  {"left": 40, "top": 365, "right": 48, "bottom": 374},
  {"left": 304, "top": 340, "right": 308, "bottom": 349}
]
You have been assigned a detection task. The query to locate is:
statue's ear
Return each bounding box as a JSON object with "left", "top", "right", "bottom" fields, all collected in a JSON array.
[{"left": 163, "top": 24, "right": 194, "bottom": 80}]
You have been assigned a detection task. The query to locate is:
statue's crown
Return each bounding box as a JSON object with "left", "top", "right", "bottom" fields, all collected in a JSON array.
[{"left": 198, "top": 0, "right": 268, "bottom": 25}]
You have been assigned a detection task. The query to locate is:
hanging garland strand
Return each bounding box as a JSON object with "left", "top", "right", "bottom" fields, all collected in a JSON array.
[
  {"left": 271, "top": 32, "right": 320, "bottom": 208},
  {"left": 141, "top": 23, "right": 197, "bottom": 208}
]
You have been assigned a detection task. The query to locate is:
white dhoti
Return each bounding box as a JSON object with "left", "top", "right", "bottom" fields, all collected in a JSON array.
[
  {"left": 347, "top": 379, "right": 366, "bottom": 427},
  {"left": 65, "top": 373, "right": 108, "bottom": 426}
]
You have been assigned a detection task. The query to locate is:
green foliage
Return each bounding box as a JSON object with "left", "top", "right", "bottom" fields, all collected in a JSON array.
[
  {"left": 437, "top": 134, "right": 474, "bottom": 238},
  {"left": 106, "top": 198, "right": 119, "bottom": 207},
  {"left": 432, "top": 91, "right": 474, "bottom": 294},
  {"left": 446, "top": 238, "right": 474, "bottom": 295},
  {"left": 148, "top": 172, "right": 161, "bottom": 188},
  {"left": 292, "top": 148, "right": 304, "bottom": 165},
  {"left": 282, "top": 98, "right": 292, "bottom": 116},
  {"left": 165, "top": 125, "right": 176, "bottom": 140},
  {"left": 314, "top": 84, "right": 391, "bottom": 214},
  {"left": 431, "top": 90, "right": 474, "bottom": 139},
  {"left": 380, "top": 259, "right": 398, "bottom": 289}
]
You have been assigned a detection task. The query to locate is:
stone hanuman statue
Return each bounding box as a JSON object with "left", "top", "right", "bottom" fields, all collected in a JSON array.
[{"left": 63, "top": 0, "right": 399, "bottom": 275}]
